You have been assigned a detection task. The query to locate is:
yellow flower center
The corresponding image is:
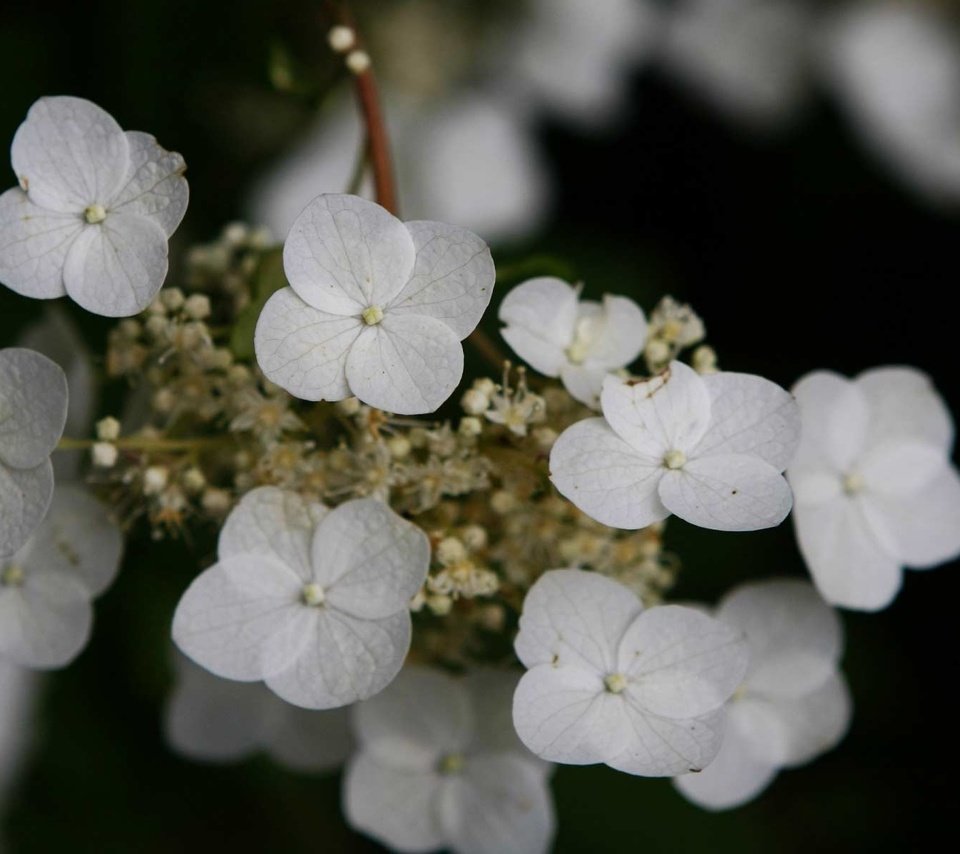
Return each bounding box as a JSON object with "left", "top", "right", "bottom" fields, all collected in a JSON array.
[
  {"left": 362, "top": 305, "right": 384, "bottom": 326},
  {"left": 84, "top": 203, "right": 107, "bottom": 224}
]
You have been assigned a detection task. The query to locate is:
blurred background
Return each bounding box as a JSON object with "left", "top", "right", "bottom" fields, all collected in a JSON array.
[{"left": 1, "top": 0, "right": 959, "bottom": 850}]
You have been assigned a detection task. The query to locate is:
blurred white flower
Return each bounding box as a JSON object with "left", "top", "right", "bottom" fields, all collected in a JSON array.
[
  {"left": 172, "top": 487, "right": 429, "bottom": 709},
  {"left": 0, "top": 485, "right": 123, "bottom": 669},
  {"left": 255, "top": 194, "right": 494, "bottom": 415},
  {"left": 345, "top": 667, "right": 555, "bottom": 854},
  {"left": 550, "top": 360, "right": 800, "bottom": 531},
  {"left": 0, "top": 96, "right": 187, "bottom": 317},
  {"left": 0, "top": 347, "right": 67, "bottom": 556},
  {"left": 0, "top": 661, "right": 40, "bottom": 812},
  {"left": 512, "top": 569, "right": 748, "bottom": 775},
  {"left": 788, "top": 367, "right": 960, "bottom": 611},
  {"left": 674, "top": 579, "right": 851, "bottom": 810},
  {"left": 164, "top": 653, "right": 352, "bottom": 771},
  {"left": 499, "top": 277, "right": 647, "bottom": 409}
]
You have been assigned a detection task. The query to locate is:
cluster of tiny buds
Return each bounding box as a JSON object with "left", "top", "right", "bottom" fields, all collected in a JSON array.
[
  {"left": 644, "top": 296, "right": 707, "bottom": 373},
  {"left": 327, "top": 25, "right": 371, "bottom": 75},
  {"left": 461, "top": 364, "right": 546, "bottom": 438}
]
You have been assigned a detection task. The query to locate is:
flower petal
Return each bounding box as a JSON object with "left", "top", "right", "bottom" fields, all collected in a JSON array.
[
  {"left": 791, "top": 371, "right": 869, "bottom": 471},
  {"left": 549, "top": 417, "right": 668, "bottom": 530},
  {"left": 312, "top": 498, "right": 430, "bottom": 619},
  {"left": 857, "top": 366, "right": 953, "bottom": 454},
  {"left": 775, "top": 672, "right": 852, "bottom": 767},
  {"left": 346, "top": 313, "right": 463, "bottom": 415},
  {"left": 607, "top": 706, "right": 725, "bottom": 777},
  {"left": 63, "top": 212, "right": 168, "bottom": 317},
  {"left": 499, "top": 277, "right": 579, "bottom": 376},
  {"left": 110, "top": 131, "right": 188, "bottom": 237},
  {"left": 582, "top": 295, "right": 647, "bottom": 370},
  {"left": 859, "top": 440, "right": 949, "bottom": 496},
  {"left": 388, "top": 220, "right": 495, "bottom": 338},
  {"left": 254, "top": 286, "right": 361, "bottom": 402},
  {"left": 559, "top": 363, "right": 611, "bottom": 410},
  {"left": 0, "top": 460, "right": 54, "bottom": 558},
  {"left": 0, "top": 347, "right": 68, "bottom": 469},
  {"left": 282, "top": 194, "right": 415, "bottom": 314},
  {"left": 465, "top": 670, "right": 534, "bottom": 759},
  {"left": 11, "top": 96, "right": 130, "bottom": 212}
]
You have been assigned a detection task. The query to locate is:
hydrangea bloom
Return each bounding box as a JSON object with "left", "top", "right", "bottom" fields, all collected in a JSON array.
[
  {"left": 499, "top": 277, "right": 648, "bottom": 409},
  {"left": 787, "top": 367, "right": 960, "bottom": 610},
  {"left": 674, "top": 579, "right": 851, "bottom": 810},
  {"left": 172, "top": 487, "right": 429, "bottom": 709},
  {"left": 550, "top": 360, "right": 800, "bottom": 531},
  {"left": 345, "top": 667, "right": 555, "bottom": 854},
  {"left": 164, "top": 653, "right": 352, "bottom": 771},
  {"left": 0, "top": 347, "right": 68, "bottom": 556},
  {"left": 254, "top": 194, "right": 495, "bottom": 415},
  {"left": 512, "top": 569, "right": 749, "bottom": 775},
  {"left": 0, "top": 96, "right": 188, "bottom": 317},
  {"left": 0, "top": 485, "right": 123, "bottom": 668}
]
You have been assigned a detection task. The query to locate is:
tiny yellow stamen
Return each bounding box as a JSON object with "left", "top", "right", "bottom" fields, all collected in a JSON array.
[
  {"left": 438, "top": 753, "right": 466, "bottom": 774},
  {"left": 301, "top": 583, "right": 326, "bottom": 606},
  {"left": 842, "top": 471, "right": 865, "bottom": 496},
  {"left": 1, "top": 565, "right": 25, "bottom": 587},
  {"left": 84, "top": 203, "right": 107, "bottom": 224},
  {"left": 663, "top": 449, "right": 687, "bottom": 470},
  {"left": 604, "top": 673, "right": 628, "bottom": 694},
  {"left": 362, "top": 305, "right": 384, "bottom": 326}
]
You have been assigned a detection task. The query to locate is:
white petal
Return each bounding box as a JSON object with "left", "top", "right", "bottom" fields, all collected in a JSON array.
[
  {"left": 346, "top": 313, "right": 463, "bottom": 415},
  {"left": 619, "top": 605, "right": 749, "bottom": 719},
  {"left": 0, "top": 567, "right": 91, "bottom": 668},
  {"left": 859, "top": 441, "right": 949, "bottom": 497},
  {"left": 607, "top": 706, "right": 725, "bottom": 777},
  {"left": 110, "top": 131, "right": 188, "bottom": 237},
  {"left": 464, "top": 670, "right": 534, "bottom": 759},
  {"left": 549, "top": 418, "right": 668, "bottom": 530},
  {"left": 582, "top": 295, "right": 648, "bottom": 370},
  {"left": 717, "top": 579, "right": 842, "bottom": 698},
  {"left": 311, "top": 498, "right": 430, "bottom": 619},
  {"left": 63, "top": 212, "right": 168, "bottom": 317},
  {"left": 344, "top": 753, "right": 446, "bottom": 853},
  {"left": 283, "top": 194, "right": 415, "bottom": 314},
  {"left": 514, "top": 569, "right": 642, "bottom": 672},
  {"left": 793, "top": 496, "right": 902, "bottom": 611},
  {"left": 388, "top": 220, "right": 495, "bottom": 338},
  {"left": 658, "top": 454, "right": 794, "bottom": 532},
  {"left": 0, "top": 188, "right": 80, "bottom": 299},
  {"left": 600, "top": 361, "right": 712, "bottom": 457},
  {"left": 267, "top": 703, "right": 353, "bottom": 773},
  {"left": 11, "top": 96, "right": 129, "bottom": 212},
  {"left": 790, "top": 371, "right": 868, "bottom": 471},
  {"left": 254, "top": 287, "right": 361, "bottom": 402},
  {"left": 512, "top": 664, "right": 631, "bottom": 764},
  {"left": 266, "top": 609, "right": 411, "bottom": 709},
  {"left": 559, "top": 364, "right": 608, "bottom": 410},
  {"left": 171, "top": 555, "right": 309, "bottom": 681},
  {"left": 218, "top": 486, "right": 327, "bottom": 582},
  {"left": 441, "top": 755, "right": 555, "bottom": 854},
  {"left": 498, "top": 277, "right": 578, "bottom": 376},
  {"left": 694, "top": 372, "right": 801, "bottom": 470},
  {"left": 0, "top": 460, "right": 54, "bottom": 558},
  {"left": 0, "top": 347, "right": 68, "bottom": 468},
  {"left": 857, "top": 366, "right": 953, "bottom": 453},
  {"left": 776, "top": 672, "right": 852, "bottom": 767}
]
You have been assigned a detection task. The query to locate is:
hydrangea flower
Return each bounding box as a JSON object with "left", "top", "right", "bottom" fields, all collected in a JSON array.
[
  {"left": 512, "top": 569, "right": 749, "bottom": 775},
  {"left": 345, "top": 667, "right": 555, "bottom": 854},
  {"left": 254, "top": 194, "right": 495, "bottom": 415},
  {"left": 787, "top": 367, "right": 960, "bottom": 610},
  {"left": 164, "top": 653, "right": 352, "bottom": 771},
  {"left": 0, "top": 347, "right": 68, "bottom": 556},
  {"left": 0, "top": 485, "right": 123, "bottom": 668},
  {"left": 499, "top": 277, "right": 648, "bottom": 409},
  {"left": 172, "top": 487, "right": 429, "bottom": 709},
  {"left": 674, "top": 579, "right": 851, "bottom": 810},
  {"left": 550, "top": 360, "right": 800, "bottom": 531},
  {"left": 0, "top": 95, "right": 188, "bottom": 317}
]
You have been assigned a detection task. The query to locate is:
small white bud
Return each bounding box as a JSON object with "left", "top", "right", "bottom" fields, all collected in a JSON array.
[
  {"left": 490, "top": 490, "right": 518, "bottom": 514},
  {"left": 181, "top": 467, "right": 206, "bottom": 494},
  {"left": 143, "top": 466, "right": 169, "bottom": 495},
  {"left": 183, "top": 294, "right": 211, "bottom": 320},
  {"left": 645, "top": 338, "right": 670, "bottom": 365},
  {"left": 160, "top": 288, "right": 185, "bottom": 312},
  {"left": 427, "top": 593, "right": 453, "bottom": 616},
  {"left": 223, "top": 222, "right": 248, "bottom": 245},
  {"left": 345, "top": 49, "right": 371, "bottom": 75},
  {"left": 201, "top": 487, "right": 232, "bottom": 516},
  {"left": 474, "top": 378, "right": 496, "bottom": 397},
  {"left": 337, "top": 397, "right": 362, "bottom": 416},
  {"left": 96, "top": 416, "right": 121, "bottom": 442},
  {"left": 461, "top": 524, "right": 488, "bottom": 551},
  {"left": 328, "top": 25, "right": 356, "bottom": 53},
  {"left": 435, "top": 537, "right": 467, "bottom": 566},
  {"left": 461, "top": 388, "right": 489, "bottom": 415},
  {"left": 387, "top": 435, "right": 411, "bottom": 459},
  {"left": 92, "top": 442, "right": 118, "bottom": 468},
  {"left": 692, "top": 345, "right": 718, "bottom": 375},
  {"left": 458, "top": 416, "right": 482, "bottom": 438}
]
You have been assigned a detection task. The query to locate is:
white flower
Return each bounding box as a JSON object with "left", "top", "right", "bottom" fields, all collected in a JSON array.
[
  {"left": 254, "top": 194, "right": 495, "bottom": 415},
  {"left": 550, "top": 360, "right": 800, "bottom": 531},
  {"left": 172, "top": 486, "right": 429, "bottom": 709},
  {"left": 674, "top": 579, "right": 851, "bottom": 810},
  {"left": 345, "top": 667, "right": 555, "bottom": 854},
  {"left": 164, "top": 653, "right": 352, "bottom": 771},
  {"left": 0, "top": 484, "right": 123, "bottom": 669},
  {"left": 0, "top": 347, "right": 68, "bottom": 556},
  {"left": 787, "top": 367, "right": 960, "bottom": 611},
  {"left": 0, "top": 661, "right": 40, "bottom": 810},
  {"left": 512, "top": 569, "right": 749, "bottom": 775},
  {"left": 498, "top": 277, "right": 648, "bottom": 409},
  {"left": 0, "top": 95, "right": 188, "bottom": 317}
]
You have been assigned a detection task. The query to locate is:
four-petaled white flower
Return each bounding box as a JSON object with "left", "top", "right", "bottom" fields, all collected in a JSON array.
[
  {"left": 512, "top": 569, "right": 749, "bottom": 776},
  {"left": 255, "top": 194, "right": 495, "bottom": 415},
  {"left": 674, "top": 579, "right": 851, "bottom": 810},
  {"left": 0, "top": 347, "right": 68, "bottom": 557},
  {"left": 0, "top": 484, "right": 123, "bottom": 668},
  {"left": 0, "top": 95, "right": 188, "bottom": 317},
  {"left": 345, "top": 667, "right": 555, "bottom": 854},
  {"left": 787, "top": 367, "right": 960, "bottom": 611},
  {"left": 172, "top": 487, "right": 429, "bottom": 709},
  {"left": 499, "top": 277, "right": 648, "bottom": 409},
  {"left": 164, "top": 653, "right": 353, "bottom": 772},
  {"left": 550, "top": 360, "right": 800, "bottom": 531}
]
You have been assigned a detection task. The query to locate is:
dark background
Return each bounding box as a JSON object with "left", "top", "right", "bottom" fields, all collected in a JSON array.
[{"left": 1, "top": 1, "right": 957, "bottom": 851}]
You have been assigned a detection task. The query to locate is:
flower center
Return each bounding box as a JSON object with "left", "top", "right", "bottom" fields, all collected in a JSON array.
[
  {"left": 83, "top": 203, "right": 107, "bottom": 224},
  {"left": 565, "top": 316, "right": 601, "bottom": 365},
  {"left": 604, "top": 672, "right": 628, "bottom": 694},
  {"left": 361, "top": 305, "right": 384, "bottom": 326},
  {"left": 437, "top": 753, "right": 466, "bottom": 775},
  {"left": 1, "top": 565, "right": 25, "bottom": 587},
  {"left": 663, "top": 449, "right": 687, "bottom": 470},
  {"left": 842, "top": 471, "right": 865, "bottom": 496},
  {"left": 301, "top": 583, "right": 326, "bottom": 606}
]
